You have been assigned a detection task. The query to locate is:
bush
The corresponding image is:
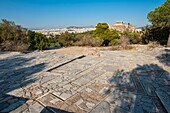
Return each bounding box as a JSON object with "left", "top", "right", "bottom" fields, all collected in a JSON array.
[
  {"left": 93, "top": 23, "right": 120, "bottom": 46},
  {"left": 147, "top": 41, "right": 161, "bottom": 49},
  {"left": 58, "top": 32, "right": 76, "bottom": 46},
  {"left": 142, "top": 25, "right": 170, "bottom": 45},
  {"left": 47, "top": 38, "right": 60, "bottom": 47},
  {"left": 122, "top": 31, "right": 141, "bottom": 44},
  {"left": 118, "top": 36, "right": 131, "bottom": 49},
  {"left": 0, "top": 19, "right": 61, "bottom": 51},
  {"left": 28, "top": 32, "right": 48, "bottom": 50},
  {"left": 74, "top": 35, "right": 103, "bottom": 47},
  {"left": 1, "top": 40, "right": 28, "bottom": 51}
]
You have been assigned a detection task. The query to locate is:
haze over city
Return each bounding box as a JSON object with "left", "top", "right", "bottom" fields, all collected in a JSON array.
[{"left": 0, "top": 0, "right": 166, "bottom": 29}]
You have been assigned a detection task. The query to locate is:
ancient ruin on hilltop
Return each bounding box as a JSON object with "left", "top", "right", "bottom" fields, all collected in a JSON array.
[{"left": 109, "top": 21, "right": 136, "bottom": 32}]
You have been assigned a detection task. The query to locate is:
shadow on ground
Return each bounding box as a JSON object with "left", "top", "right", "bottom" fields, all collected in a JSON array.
[
  {"left": 104, "top": 64, "right": 170, "bottom": 113},
  {"left": 156, "top": 49, "right": 170, "bottom": 66},
  {"left": 0, "top": 53, "right": 46, "bottom": 112},
  {"left": 41, "top": 106, "right": 73, "bottom": 113}
]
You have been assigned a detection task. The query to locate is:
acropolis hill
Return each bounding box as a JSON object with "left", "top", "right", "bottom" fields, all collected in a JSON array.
[{"left": 109, "top": 21, "right": 136, "bottom": 32}]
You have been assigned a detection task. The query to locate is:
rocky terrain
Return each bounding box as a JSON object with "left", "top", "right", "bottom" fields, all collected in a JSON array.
[{"left": 0, "top": 46, "right": 170, "bottom": 113}]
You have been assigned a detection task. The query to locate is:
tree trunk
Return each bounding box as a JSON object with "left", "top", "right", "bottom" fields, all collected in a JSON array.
[{"left": 167, "top": 34, "right": 170, "bottom": 47}]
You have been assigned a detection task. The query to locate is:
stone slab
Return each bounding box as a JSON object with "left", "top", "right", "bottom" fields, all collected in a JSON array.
[
  {"left": 156, "top": 89, "right": 170, "bottom": 113},
  {"left": 90, "top": 101, "right": 110, "bottom": 113}
]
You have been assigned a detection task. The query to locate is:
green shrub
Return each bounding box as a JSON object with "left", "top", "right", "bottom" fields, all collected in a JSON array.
[
  {"left": 122, "top": 31, "right": 141, "bottom": 44},
  {"left": 47, "top": 38, "right": 60, "bottom": 47},
  {"left": 93, "top": 23, "right": 120, "bottom": 46},
  {"left": 74, "top": 35, "right": 103, "bottom": 47},
  {"left": 58, "top": 32, "right": 76, "bottom": 46}
]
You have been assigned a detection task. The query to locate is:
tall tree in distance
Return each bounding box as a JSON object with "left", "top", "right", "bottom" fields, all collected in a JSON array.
[
  {"left": 147, "top": 0, "right": 170, "bottom": 46},
  {"left": 148, "top": 0, "right": 170, "bottom": 25},
  {"left": 93, "top": 23, "right": 120, "bottom": 46}
]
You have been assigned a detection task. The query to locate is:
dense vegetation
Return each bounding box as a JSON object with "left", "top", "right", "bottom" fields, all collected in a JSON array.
[
  {"left": 143, "top": 0, "right": 170, "bottom": 46},
  {"left": 93, "top": 23, "right": 120, "bottom": 46},
  {"left": 0, "top": 19, "right": 142, "bottom": 51},
  {"left": 0, "top": 19, "right": 60, "bottom": 51}
]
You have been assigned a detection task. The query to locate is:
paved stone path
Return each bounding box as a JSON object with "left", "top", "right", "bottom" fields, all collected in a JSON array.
[{"left": 0, "top": 47, "right": 170, "bottom": 113}]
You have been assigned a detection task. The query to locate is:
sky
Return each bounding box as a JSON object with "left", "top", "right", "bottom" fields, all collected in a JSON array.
[{"left": 0, "top": 0, "right": 166, "bottom": 29}]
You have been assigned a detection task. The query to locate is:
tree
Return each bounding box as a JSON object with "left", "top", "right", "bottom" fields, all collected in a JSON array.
[
  {"left": 167, "top": 34, "right": 170, "bottom": 47},
  {"left": 93, "top": 23, "right": 120, "bottom": 46},
  {"left": 28, "top": 31, "right": 48, "bottom": 50},
  {"left": 148, "top": 0, "right": 170, "bottom": 25},
  {"left": 0, "top": 19, "right": 61, "bottom": 51},
  {"left": 0, "top": 19, "right": 29, "bottom": 51},
  {"left": 93, "top": 23, "right": 109, "bottom": 39},
  {"left": 122, "top": 31, "right": 141, "bottom": 44},
  {"left": 58, "top": 31, "right": 76, "bottom": 46},
  {"left": 147, "top": 0, "right": 170, "bottom": 46}
]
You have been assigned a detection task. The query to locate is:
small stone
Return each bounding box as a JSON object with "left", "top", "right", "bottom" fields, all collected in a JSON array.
[
  {"left": 29, "top": 102, "right": 44, "bottom": 113},
  {"left": 25, "top": 91, "right": 32, "bottom": 97},
  {"left": 35, "top": 89, "right": 43, "bottom": 96},
  {"left": 63, "top": 84, "right": 72, "bottom": 90},
  {"left": 99, "top": 87, "right": 110, "bottom": 94},
  {"left": 75, "top": 98, "right": 83, "bottom": 106},
  {"left": 90, "top": 101, "right": 110, "bottom": 113},
  {"left": 60, "top": 93, "right": 72, "bottom": 100},
  {"left": 52, "top": 91, "right": 62, "bottom": 97},
  {"left": 86, "top": 102, "right": 95, "bottom": 109},
  {"left": 85, "top": 88, "right": 93, "bottom": 93},
  {"left": 50, "top": 98, "right": 61, "bottom": 104},
  {"left": 26, "top": 100, "right": 34, "bottom": 105}
]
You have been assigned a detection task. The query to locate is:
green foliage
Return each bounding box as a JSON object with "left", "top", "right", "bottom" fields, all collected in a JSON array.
[
  {"left": 58, "top": 31, "right": 76, "bottom": 46},
  {"left": 93, "top": 23, "right": 120, "bottom": 46},
  {"left": 47, "top": 37, "right": 60, "bottom": 47},
  {"left": 75, "top": 31, "right": 93, "bottom": 40},
  {"left": 28, "top": 31, "right": 61, "bottom": 50},
  {"left": 144, "top": 0, "right": 170, "bottom": 45},
  {"left": 122, "top": 31, "right": 141, "bottom": 44},
  {"left": 74, "top": 35, "right": 103, "bottom": 47},
  {"left": 142, "top": 25, "right": 170, "bottom": 45},
  {"left": 0, "top": 19, "right": 60, "bottom": 51},
  {"left": 0, "top": 19, "right": 29, "bottom": 51},
  {"left": 148, "top": 0, "right": 170, "bottom": 25},
  {"left": 28, "top": 32, "right": 48, "bottom": 50}
]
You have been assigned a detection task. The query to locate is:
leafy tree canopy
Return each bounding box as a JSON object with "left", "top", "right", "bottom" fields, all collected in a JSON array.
[
  {"left": 93, "top": 23, "right": 120, "bottom": 46},
  {"left": 145, "top": 0, "right": 170, "bottom": 46},
  {"left": 0, "top": 19, "right": 60, "bottom": 51},
  {"left": 147, "top": 0, "right": 170, "bottom": 25}
]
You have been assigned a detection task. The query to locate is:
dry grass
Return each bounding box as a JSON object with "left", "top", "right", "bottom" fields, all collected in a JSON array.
[
  {"left": 147, "top": 41, "right": 161, "bottom": 50},
  {"left": 111, "top": 37, "right": 134, "bottom": 50}
]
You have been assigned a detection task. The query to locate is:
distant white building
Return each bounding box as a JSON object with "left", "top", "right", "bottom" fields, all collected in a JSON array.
[
  {"left": 33, "top": 27, "right": 95, "bottom": 36},
  {"left": 135, "top": 27, "right": 142, "bottom": 32}
]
